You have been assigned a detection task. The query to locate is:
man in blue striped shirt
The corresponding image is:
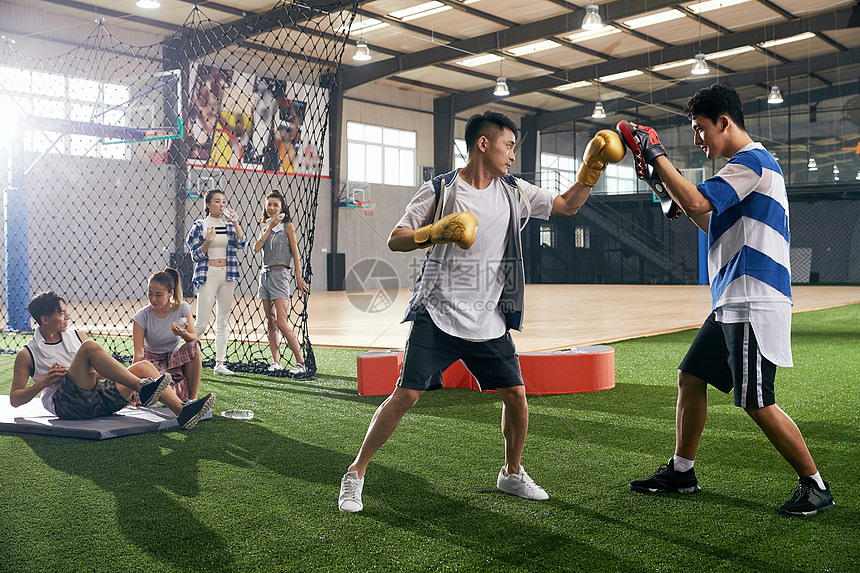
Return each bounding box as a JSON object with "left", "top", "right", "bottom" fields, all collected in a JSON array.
[{"left": 627, "top": 84, "right": 835, "bottom": 516}]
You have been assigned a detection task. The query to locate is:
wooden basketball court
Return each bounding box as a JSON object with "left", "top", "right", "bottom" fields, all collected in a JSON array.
[
  {"left": 62, "top": 285, "right": 860, "bottom": 352},
  {"left": 306, "top": 285, "right": 860, "bottom": 351}
]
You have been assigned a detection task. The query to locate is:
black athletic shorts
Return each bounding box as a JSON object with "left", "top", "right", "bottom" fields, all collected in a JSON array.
[
  {"left": 52, "top": 373, "right": 130, "bottom": 419},
  {"left": 397, "top": 309, "right": 523, "bottom": 392},
  {"left": 679, "top": 312, "right": 776, "bottom": 409}
]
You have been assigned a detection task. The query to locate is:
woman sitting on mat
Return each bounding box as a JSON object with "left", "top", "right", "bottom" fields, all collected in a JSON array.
[
  {"left": 186, "top": 188, "right": 247, "bottom": 376},
  {"left": 254, "top": 189, "right": 309, "bottom": 375},
  {"left": 132, "top": 268, "right": 202, "bottom": 402}
]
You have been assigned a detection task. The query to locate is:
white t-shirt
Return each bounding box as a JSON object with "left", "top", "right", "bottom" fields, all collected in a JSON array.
[{"left": 397, "top": 175, "right": 553, "bottom": 340}]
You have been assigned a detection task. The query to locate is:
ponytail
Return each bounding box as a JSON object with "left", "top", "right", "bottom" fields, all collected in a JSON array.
[{"left": 164, "top": 267, "right": 182, "bottom": 311}]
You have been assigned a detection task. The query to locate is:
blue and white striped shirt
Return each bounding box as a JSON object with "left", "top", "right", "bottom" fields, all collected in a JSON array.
[
  {"left": 698, "top": 142, "right": 793, "bottom": 367},
  {"left": 698, "top": 142, "right": 791, "bottom": 310}
]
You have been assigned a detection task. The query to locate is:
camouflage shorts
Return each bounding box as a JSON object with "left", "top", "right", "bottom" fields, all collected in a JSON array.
[{"left": 52, "top": 373, "right": 130, "bottom": 419}]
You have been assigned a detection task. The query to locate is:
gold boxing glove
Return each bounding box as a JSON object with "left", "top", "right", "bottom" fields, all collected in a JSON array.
[
  {"left": 414, "top": 211, "right": 478, "bottom": 249},
  {"left": 576, "top": 129, "right": 626, "bottom": 187}
]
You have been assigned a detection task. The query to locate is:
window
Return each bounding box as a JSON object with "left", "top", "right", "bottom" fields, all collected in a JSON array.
[
  {"left": 575, "top": 226, "right": 590, "bottom": 248},
  {"left": 540, "top": 152, "right": 577, "bottom": 192},
  {"left": 602, "top": 163, "right": 637, "bottom": 195},
  {"left": 539, "top": 224, "right": 555, "bottom": 248},
  {"left": 454, "top": 138, "right": 467, "bottom": 168},
  {"left": 347, "top": 121, "right": 416, "bottom": 186},
  {"left": 0, "top": 66, "right": 129, "bottom": 159},
  {"left": 540, "top": 151, "right": 638, "bottom": 195}
]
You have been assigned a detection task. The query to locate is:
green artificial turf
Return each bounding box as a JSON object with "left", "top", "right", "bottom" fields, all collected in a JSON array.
[{"left": 0, "top": 305, "right": 857, "bottom": 572}]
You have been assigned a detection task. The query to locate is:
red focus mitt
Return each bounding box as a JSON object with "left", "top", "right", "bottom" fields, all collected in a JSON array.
[{"left": 616, "top": 120, "right": 680, "bottom": 220}]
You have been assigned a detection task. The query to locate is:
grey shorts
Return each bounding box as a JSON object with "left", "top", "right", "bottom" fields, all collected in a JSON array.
[
  {"left": 52, "top": 373, "right": 130, "bottom": 419},
  {"left": 257, "top": 267, "right": 292, "bottom": 300}
]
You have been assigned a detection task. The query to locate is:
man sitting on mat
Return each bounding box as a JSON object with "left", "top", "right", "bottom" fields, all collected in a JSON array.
[
  {"left": 338, "top": 110, "right": 626, "bottom": 511},
  {"left": 10, "top": 291, "right": 214, "bottom": 430}
]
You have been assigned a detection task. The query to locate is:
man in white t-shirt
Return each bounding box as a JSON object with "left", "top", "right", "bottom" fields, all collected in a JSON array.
[{"left": 338, "top": 110, "right": 626, "bottom": 512}]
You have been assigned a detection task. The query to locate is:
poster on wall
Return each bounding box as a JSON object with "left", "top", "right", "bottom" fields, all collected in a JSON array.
[{"left": 186, "top": 64, "right": 326, "bottom": 176}]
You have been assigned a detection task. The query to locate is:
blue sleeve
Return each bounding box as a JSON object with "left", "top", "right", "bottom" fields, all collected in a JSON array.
[
  {"left": 697, "top": 176, "right": 739, "bottom": 215},
  {"left": 186, "top": 221, "right": 207, "bottom": 262}
]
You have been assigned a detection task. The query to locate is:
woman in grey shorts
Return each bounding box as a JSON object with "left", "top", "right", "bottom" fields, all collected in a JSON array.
[{"left": 253, "top": 190, "right": 309, "bottom": 375}]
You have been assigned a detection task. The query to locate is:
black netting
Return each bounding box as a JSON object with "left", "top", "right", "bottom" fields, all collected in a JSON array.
[{"left": 0, "top": 1, "right": 358, "bottom": 376}]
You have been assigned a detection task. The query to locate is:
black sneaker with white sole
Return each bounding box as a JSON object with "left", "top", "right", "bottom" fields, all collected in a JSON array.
[
  {"left": 779, "top": 477, "right": 835, "bottom": 516},
  {"left": 138, "top": 374, "right": 171, "bottom": 407},
  {"left": 177, "top": 393, "right": 215, "bottom": 429},
  {"left": 630, "top": 459, "right": 701, "bottom": 494}
]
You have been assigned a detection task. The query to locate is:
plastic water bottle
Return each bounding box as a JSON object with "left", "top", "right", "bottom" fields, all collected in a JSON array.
[{"left": 221, "top": 409, "right": 254, "bottom": 419}]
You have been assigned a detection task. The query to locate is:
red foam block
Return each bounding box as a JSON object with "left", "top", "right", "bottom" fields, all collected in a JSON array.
[{"left": 356, "top": 346, "right": 614, "bottom": 396}]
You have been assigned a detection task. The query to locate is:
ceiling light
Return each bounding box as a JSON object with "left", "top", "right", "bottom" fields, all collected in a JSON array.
[
  {"left": 390, "top": 1, "right": 451, "bottom": 22},
  {"left": 353, "top": 38, "right": 371, "bottom": 61},
  {"left": 767, "top": 86, "right": 783, "bottom": 104},
  {"left": 592, "top": 101, "right": 606, "bottom": 119},
  {"left": 624, "top": 10, "right": 685, "bottom": 30},
  {"left": 565, "top": 28, "right": 620, "bottom": 43},
  {"left": 341, "top": 19, "right": 389, "bottom": 35},
  {"left": 759, "top": 32, "right": 816, "bottom": 49},
  {"left": 599, "top": 70, "right": 643, "bottom": 82},
  {"left": 833, "top": 165, "right": 840, "bottom": 175},
  {"left": 494, "top": 77, "right": 510, "bottom": 97},
  {"left": 582, "top": 4, "right": 603, "bottom": 31},
  {"left": 553, "top": 81, "right": 593, "bottom": 92},
  {"left": 855, "top": 171, "right": 860, "bottom": 180},
  {"left": 691, "top": 52, "right": 710, "bottom": 75},
  {"left": 651, "top": 59, "right": 695, "bottom": 72},
  {"left": 807, "top": 157, "right": 817, "bottom": 171},
  {"left": 688, "top": 0, "right": 751, "bottom": 14},
  {"left": 456, "top": 53, "right": 503, "bottom": 67},
  {"left": 136, "top": 0, "right": 160, "bottom": 8},
  {"left": 506, "top": 40, "right": 560, "bottom": 57},
  {"left": 707, "top": 45, "right": 755, "bottom": 60}
]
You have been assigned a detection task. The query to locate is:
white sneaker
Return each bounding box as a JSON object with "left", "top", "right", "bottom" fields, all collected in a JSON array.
[
  {"left": 213, "top": 364, "right": 234, "bottom": 376},
  {"left": 338, "top": 471, "right": 364, "bottom": 512},
  {"left": 496, "top": 466, "right": 549, "bottom": 500},
  {"left": 288, "top": 363, "right": 307, "bottom": 375},
  {"left": 267, "top": 362, "right": 284, "bottom": 372}
]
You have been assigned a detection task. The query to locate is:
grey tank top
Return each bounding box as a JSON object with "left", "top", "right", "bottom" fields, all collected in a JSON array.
[{"left": 262, "top": 224, "right": 292, "bottom": 268}]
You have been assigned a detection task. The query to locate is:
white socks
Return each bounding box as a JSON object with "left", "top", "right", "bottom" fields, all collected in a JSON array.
[
  {"left": 672, "top": 455, "right": 695, "bottom": 472},
  {"left": 806, "top": 472, "right": 825, "bottom": 490}
]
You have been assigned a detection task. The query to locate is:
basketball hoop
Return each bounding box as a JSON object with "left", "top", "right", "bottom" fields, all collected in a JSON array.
[
  {"left": 363, "top": 201, "right": 375, "bottom": 217},
  {"left": 144, "top": 129, "right": 170, "bottom": 164}
]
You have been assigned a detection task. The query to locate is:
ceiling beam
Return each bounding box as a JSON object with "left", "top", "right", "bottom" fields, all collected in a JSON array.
[
  {"left": 449, "top": 7, "right": 858, "bottom": 113},
  {"left": 36, "top": 0, "right": 178, "bottom": 31},
  {"left": 341, "top": 0, "right": 684, "bottom": 90},
  {"left": 532, "top": 47, "right": 860, "bottom": 131}
]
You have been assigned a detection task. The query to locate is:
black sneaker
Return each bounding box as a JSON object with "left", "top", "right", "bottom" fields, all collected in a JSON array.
[
  {"left": 630, "top": 459, "right": 702, "bottom": 494},
  {"left": 177, "top": 393, "right": 215, "bottom": 430},
  {"left": 138, "top": 374, "right": 172, "bottom": 407},
  {"left": 779, "top": 477, "right": 835, "bottom": 516}
]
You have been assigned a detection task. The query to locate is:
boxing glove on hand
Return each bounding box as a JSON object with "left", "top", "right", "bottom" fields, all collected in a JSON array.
[
  {"left": 414, "top": 211, "right": 478, "bottom": 249},
  {"left": 577, "top": 129, "right": 627, "bottom": 187}
]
